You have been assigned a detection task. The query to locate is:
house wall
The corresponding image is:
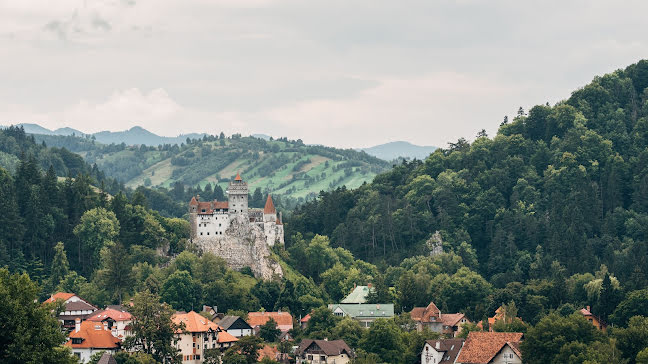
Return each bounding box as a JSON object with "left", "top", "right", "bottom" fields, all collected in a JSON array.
[
  {"left": 490, "top": 346, "right": 522, "bottom": 364},
  {"left": 72, "top": 348, "right": 118, "bottom": 364},
  {"left": 176, "top": 332, "right": 218, "bottom": 364},
  {"left": 226, "top": 328, "right": 252, "bottom": 337},
  {"left": 297, "top": 353, "right": 351, "bottom": 364},
  {"left": 420, "top": 343, "right": 444, "bottom": 364}
]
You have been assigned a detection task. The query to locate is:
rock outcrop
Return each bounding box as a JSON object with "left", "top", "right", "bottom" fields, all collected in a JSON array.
[{"left": 192, "top": 214, "right": 283, "bottom": 279}]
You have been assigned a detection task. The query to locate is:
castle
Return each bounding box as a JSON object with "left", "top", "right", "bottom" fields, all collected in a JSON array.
[{"left": 189, "top": 173, "right": 284, "bottom": 246}]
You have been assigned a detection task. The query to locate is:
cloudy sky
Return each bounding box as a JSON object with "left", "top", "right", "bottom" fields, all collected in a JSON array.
[{"left": 1, "top": 0, "right": 647, "bottom": 148}]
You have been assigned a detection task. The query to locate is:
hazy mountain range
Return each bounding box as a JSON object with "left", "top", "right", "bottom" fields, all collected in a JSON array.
[{"left": 4, "top": 123, "right": 436, "bottom": 161}]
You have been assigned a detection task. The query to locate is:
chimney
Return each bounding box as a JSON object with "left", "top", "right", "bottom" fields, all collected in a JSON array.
[
  {"left": 586, "top": 305, "right": 591, "bottom": 312},
  {"left": 75, "top": 318, "right": 81, "bottom": 333},
  {"left": 436, "top": 341, "right": 440, "bottom": 350}
]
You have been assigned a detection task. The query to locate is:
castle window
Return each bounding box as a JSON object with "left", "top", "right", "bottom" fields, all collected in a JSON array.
[
  {"left": 200, "top": 232, "right": 203, "bottom": 235},
  {"left": 207, "top": 232, "right": 209, "bottom": 235}
]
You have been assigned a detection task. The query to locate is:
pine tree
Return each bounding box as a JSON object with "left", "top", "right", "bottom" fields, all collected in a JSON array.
[{"left": 48, "top": 242, "right": 70, "bottom": 293}]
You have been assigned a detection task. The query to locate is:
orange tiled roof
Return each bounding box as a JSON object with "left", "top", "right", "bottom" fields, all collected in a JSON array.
[
  {"left": 235, "top": 172, "right": 242, "bottom": 181},
  {"left": 87, "top": 308, "right": 132, "bottom": 322},
  {"left": 300, "top": 314, "right": 311, "bottom": 323},
  {"left": 580, "top": 308, "right": 593, "bottom": 316},
  {"left": 45, "top": 292, "right": 76, "bottom": 303},
  {"left": 264, "top": 195, "right": 276, "bottom": 214},
  {"left": 456, "top": 332, "right": 523, "bottom": 364},
  {"left": 217, "top": 330, "right": 239, "bottom": 343},
  {"left": 190, "top": 196, "right": 198, "bottom": 206},
  {"left": 258, "top": 345, "right": 279, "bottom": 360},
  {"left": 197, "top": 200, "right": 229, "bottom": 214},
  {"left": 411, "top": 301, "right": 441, "bottom": 323},
  {"left": 172, "top": 311, "right": 219, "bottom": 333},
  {"left": 65, "top": 321, "right": 121, "bottom": 349},
  {"left": 441, "top": 313, "right": 466, "bottom": 327},
  {"left": 247, "top": 312, "right": 293, "bottom": 328}
]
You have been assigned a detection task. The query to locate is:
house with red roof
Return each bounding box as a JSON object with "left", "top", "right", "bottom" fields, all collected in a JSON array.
[
  {"left": 410, "top": 302, "right": 470, "bottom": 337},
  {"left": 87, "top": 306, "right": 133, "bottom": 339},
  {"left": 172, "top": 311, "right": 238, "bottom": 363},
  {"left": 247, "top": 311, "right": 294, "bottom": 333},
  {"left": 579, "top": 306, "right": 607, "bottom": 331},
  {"left": 65, "top": 319, "right": 121, "bottom": 363},
  {"left": 455, "top": 332, "right": 523, "bottom": 364},
  {"left": 45, "top": 292, "right": 98, "bottom": 332}
]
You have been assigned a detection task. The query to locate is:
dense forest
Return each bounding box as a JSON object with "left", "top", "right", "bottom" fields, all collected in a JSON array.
[{"left": 2, "top": 61, "right": 648, "bottom": 364}]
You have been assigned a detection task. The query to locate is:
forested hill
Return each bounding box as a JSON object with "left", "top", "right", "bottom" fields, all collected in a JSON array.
[
  {"left": 289, "top": 60, "right": 648, "bottom": 285},
  {"left": 34, "top": 133, "right": 391, "bottom": 203}
]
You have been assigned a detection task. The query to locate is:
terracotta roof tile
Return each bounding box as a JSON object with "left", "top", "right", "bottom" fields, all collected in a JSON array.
[
  {"left": 456, "top": 332, "right": 523, "bottom": 364},
  {"left": 441, "top": 313, "right": 466, "bottom": 327},
  {"left": 172, "top": 311, "right": 219, "bottom": 333},
  {"left": 300, "top": 314, "right": 311, "bottom": 323},
  {"left": 217, "top": 330, "right": 239, "bottom": 343},
  {"left": 190, "top": 196, "right": 198, "bottom": 206},
  {"left": 258, "top": 345, "right": 279, "bottom": 360},
  {"left": 45, "top": 292, "right": 76, "bottom": 303},
  {"left": 247, "top": 312, "right": 293, "bottom": 328},
  {"left": 263, "top": 195, "right": 276, "bottom": 214},
  {"left": 87, "top": 308, "right": 132, "bottom": 322},
  {"left": 65, "top": 321, "right": 121, "bottom": 349},
  {"left": 235, "top": 172, "right": 242, "bottom": 181}
]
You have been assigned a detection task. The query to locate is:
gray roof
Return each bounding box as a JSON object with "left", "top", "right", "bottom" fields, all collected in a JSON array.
[
  {"left": 328, "top": 303, "right": 394, "bottom": 319},
  {"left": 297, "top": 339, "right": 354, "bottom": 358},
  {"left": 65, "top": 300, "right": 97, "bottom": 311},
  {"left": 424, "top": 339, "right": 464, "bottom": 364},
  {"left": 218, "top": 315, "right": 252, "bottom": 330},
  {"left": 97, "top": 352, "right": 117, "bottom": 364}
]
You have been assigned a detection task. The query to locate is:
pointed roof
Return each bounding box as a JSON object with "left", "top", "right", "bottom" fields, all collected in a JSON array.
[
  {"left": 264, "top": 195, "right": 276, "bottom": 214},
  {"left": 190, "top": 196, "right": 198, "bottom": 205},
  {"left": 45, "top": 292, "right": 76, "bottom": 303},
  {"left": 235, "top": 172, "right": 242, "bottom": 181},
  {"left": 455, "top": 332, "right": 523, "bottom": 364},
  {"left": 172, "top": 311, "right": 219, "bottom": 333},
  {"left": 65, "top": 321, "right": 121, "bottom": 349}
]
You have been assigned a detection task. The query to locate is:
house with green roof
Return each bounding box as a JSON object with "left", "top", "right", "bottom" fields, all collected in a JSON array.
[{"left": 328, "top": 303, "right": 395, "bottom": 328}]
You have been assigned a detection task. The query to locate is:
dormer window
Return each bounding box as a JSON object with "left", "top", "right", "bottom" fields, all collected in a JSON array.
[
  {"left": 72, "top": 338, "right": 83, "bottom": 344},
  {"left": 202, "top": 209, "right": 206, "bottom": 213}
]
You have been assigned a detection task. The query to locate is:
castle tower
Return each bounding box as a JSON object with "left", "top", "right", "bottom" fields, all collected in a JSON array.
[
  {"left": 226, "top": 172, "right": 248, "bottom": 215},
  {"left": 263, "top": 194, "right": 277, "bottom": 223},
  {"left": 189, "top": 196, "right": 199, "bottom": 239}
]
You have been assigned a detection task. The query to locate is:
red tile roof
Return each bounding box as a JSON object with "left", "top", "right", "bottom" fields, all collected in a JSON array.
[
  {"left": 197, "top": 200, "right": 229, "bottom": 214},
  {"left": 217, "top": 330, "right": 239, "bottom": 343},
  {"left": 441, "top": 313, "right": 466, "bottom": 327},
  {"left": 264, "top": 195, "right": 276, "bottom": 214},
  {"left": 45, "top": 292, "right": 76, "bottom": 303},
  {"left": 456, "top": 332, "right": 523, "bottom": 364},
  {"left": 87, "top": 308, "right": 132, "bottom": 322},
  {"left": 172, "top": 311, "right": 220, "bottom": 333},
  {"left": 300, "top": 314, "right": 311, "bottom": 323},
  {"left": 258, "top": 345, "right": 279, "bottom": 360},
  {"left": 235, "top": 172, "right": 242, "bottom": 181},
  {"left": 247, "top": 312, "right": 293, "bottom": 328},
  {"left": 65, "top": 321, "right": 121, "bottom": 349},
  {"left": 190, "top": 196, "right": 198, "bottom": 206},
  {"left": 411, "top": 301, "right": 441, "bottom": 323}
]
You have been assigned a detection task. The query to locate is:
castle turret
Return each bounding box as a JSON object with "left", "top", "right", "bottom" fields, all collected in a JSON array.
[
  {"left": 226, "top": 172, "right": 248, "bottom": 215},
  {"left": 263, "top": 195, "right": 277, "bottom": 223}
]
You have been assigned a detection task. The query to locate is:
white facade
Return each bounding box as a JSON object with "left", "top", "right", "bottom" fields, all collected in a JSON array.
[
  {"left": 196, "top": 212, "right": 230, "bottom": 237},
  {"left": 421, "top": 342, "right": 445, "bottom": 364},
  {"left": 72, "top": 347, "right": 119, "bottom": 364},
  {"left": 225, "top": 328, "right": 252, "bottom": 337},
  {"left": 297, "top": 353, "right": 351, "bottom": 364},
  {"left": 490, "top": 345, "right": 522, "bottom": 364}
]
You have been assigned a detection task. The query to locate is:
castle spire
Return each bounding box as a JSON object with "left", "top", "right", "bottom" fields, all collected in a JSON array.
[
  {"left": 190, "top": 196, "right": 198, "bottom": 205},
  {"left": 235, "top": 172, "right": 242, "bottom": 181},
  {"left": 264, "top": 195, "right": 276, "bottom": 214}
]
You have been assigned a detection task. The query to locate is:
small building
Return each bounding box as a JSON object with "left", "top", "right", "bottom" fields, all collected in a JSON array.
[
  {"left": 247, "top": 311, "right": 294, "bottom": 333},
  {"left": 172, "top": 311, "right": 238, "bottom": 363},
  {"left": 579, "top": 306, "right": 607, "bottom": 331},
  {"left": 421, "top": 338, "right": 464, "bottom": 364},
  {"left": 328, "top": 303, "right": 394, "bottom": 328},
  {"left": 455, "top": 332, "right": 523, "bottom": 364},
  {"left": 45, "top": 292, "right": 98, "bottom": 332},
  {"left": 300, "top": 314, "right": 311, "bottom": 329},
  {"left": 65, "top": 319, "right": 121, "bottom": 363},
  {"left": 411, "top": 302, "right": 469, "bottom": 337},
  {"left": 217, "top": 315, "right": 253, "bottom": 337},
  {"left": 258, "top": 345, "right": 281, "bottom": 362},
  {"left": 296, "top": 339, "right": 355, "bottom": 364},
  {"left": 483, "top": 305, "right": 524, "bottom": 332},
  {"left": 86, "top": 307, "right": 133, "bottom": 339},
  {"left": 340, "top": 285, "right": 373, "bottom": 304}
]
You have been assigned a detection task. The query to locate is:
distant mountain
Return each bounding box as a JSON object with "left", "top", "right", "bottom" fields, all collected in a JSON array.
[
  {"left": 360, "top": 141, "right": 437, "bottom": 161},
  {"left": 251, "top": 133, "right": 272, "bottom": 141},
  {"left": 7, "top": 123, "right": 206, "bottom": 146}
]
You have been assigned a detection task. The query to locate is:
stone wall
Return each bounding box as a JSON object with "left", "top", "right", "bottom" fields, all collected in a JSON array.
[{"left": 192, "top": 214, "right": 283, "bottom": 280}]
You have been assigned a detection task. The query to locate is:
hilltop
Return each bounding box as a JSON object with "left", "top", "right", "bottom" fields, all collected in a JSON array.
[{"left": 30, "top": 132, "right": 390, "bottom": 202}]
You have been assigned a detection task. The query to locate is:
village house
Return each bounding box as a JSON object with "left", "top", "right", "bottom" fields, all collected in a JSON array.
[
  {"left": 482, "top": 305, "right": 524, "bottom": 332},
  {"left": 421, "top": 338, "right": 464, "bottom": 364},
  {"left": 411, "top": 302, "right": 469, "bottom": 337},
  {"left": 579, "top": 306, "right": 607, "bottom": 331},
  {"left": 300, "top": 314, "right": 311, "bottom": 329},
  {"left": 216, "top": 315, "right": 253, "bottom": 337},
  {"left": 65, "top": 318, "right": 121, "bottom": 363},
  {"left": 86, "top": 306, "right": 132, "bottom": 339},
  {"left": 328, "top": 303, "right": 395, "bottom": 328},
  {"left": 455, "top": 332, "right": 523, "bottom": 364},
  {"left": 296, "top": 339, "right": 355, "bottom": 364},
  {"left": 45, "top": 292, "right": 98, "bottom": 332},
  {"left": 172, "top": 311, "right": 238, "bottom": 363},
  {"left": 247, "top": 311, "right": 294, "bottom": 333},
  {"left": 258, "top": 345, "right": 281, "bottom": 362}
]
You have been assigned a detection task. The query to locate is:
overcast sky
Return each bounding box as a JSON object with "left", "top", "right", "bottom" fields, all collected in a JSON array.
[{"left": 1, "top": 0, "right": 647, "bottom": 148}]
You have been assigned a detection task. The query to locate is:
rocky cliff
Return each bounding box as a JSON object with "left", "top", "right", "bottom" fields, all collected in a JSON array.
[{"left": 192, "top": 214, "right": 283, "bottom": 279}]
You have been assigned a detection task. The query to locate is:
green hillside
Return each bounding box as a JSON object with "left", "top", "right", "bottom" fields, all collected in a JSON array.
[{"left": 35, "top": 134, "right": 390, "bottom": 202}]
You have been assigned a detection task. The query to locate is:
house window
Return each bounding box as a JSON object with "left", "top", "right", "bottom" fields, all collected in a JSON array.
[{"left": 320, "top": 355, "right": 326, "bottom": 361}]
